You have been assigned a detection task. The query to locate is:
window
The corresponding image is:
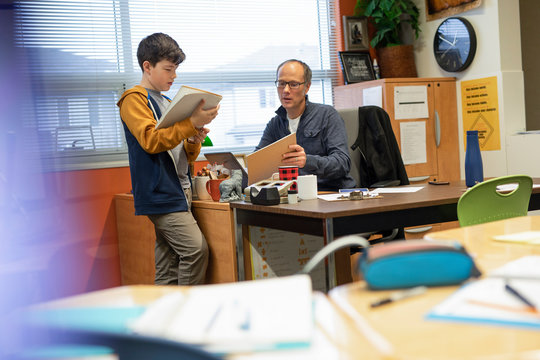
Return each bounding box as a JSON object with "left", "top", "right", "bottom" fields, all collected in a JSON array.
[{"left": 14, "top": 0, "right": 340, "bottom": 171}]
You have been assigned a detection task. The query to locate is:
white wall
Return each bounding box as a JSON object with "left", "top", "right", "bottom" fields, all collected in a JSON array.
[{"left": 413, "top": 0, "right": 538, "bottom": 179}]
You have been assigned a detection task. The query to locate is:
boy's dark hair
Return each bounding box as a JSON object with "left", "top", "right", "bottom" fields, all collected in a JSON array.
[
  {"left": 276, "top": 59, "right": 312, "bottom": 85},
  {"left": 137, "top": 33, "right": 186, "bottom": 71}
]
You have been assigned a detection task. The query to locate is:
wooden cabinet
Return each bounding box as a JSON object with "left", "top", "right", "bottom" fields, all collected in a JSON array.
[
  {"left": 114, "top": 194, "right": 237, "bottom": 285},
  {"left": 334, "top": 77, "right": 460, "bottom": 183}
]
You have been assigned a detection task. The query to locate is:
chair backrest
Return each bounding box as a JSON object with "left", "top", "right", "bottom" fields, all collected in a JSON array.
[
  {"left": 338, "top": 108, "right": 362, "bottom": 186},
  {"left": 337, "top": 106, "right": 409, "bottom": 188},
  {"left": 457, "top": 175, "right": 533, "bottom": 227}
]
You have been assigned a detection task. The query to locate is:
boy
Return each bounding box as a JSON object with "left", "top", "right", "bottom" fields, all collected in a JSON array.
[{"left": 117, "top": 33, "right": 218, "bottom": 285}]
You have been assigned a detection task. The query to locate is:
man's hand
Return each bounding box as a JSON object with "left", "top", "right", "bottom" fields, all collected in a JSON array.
[
  {"left": 282, "top": 144, "right": 306, "bottom": 168},
  {"left": 187, "top": 127, "right": 210, "bottom": 144},
  {"left": 190, "top": 99, "right": 219, "bottom": 129}
]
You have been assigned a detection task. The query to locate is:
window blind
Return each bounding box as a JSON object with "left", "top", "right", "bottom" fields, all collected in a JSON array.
[{"left": 14, "top": 0, "right": 340, "bottom": 170}]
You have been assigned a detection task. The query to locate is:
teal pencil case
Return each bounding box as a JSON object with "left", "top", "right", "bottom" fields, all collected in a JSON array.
[{"left": 357, "top": 240, "right": 481, "bottom": 290}]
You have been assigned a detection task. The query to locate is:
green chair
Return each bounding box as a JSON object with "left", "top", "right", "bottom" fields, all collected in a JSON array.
[{"left": 457, "top": 175, "right": 533, "bottom": 227}]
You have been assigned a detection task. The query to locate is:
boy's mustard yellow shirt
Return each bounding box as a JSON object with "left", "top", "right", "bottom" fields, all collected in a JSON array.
[{"left": 117, "top": 85, "right": 201, "bottom": 161}]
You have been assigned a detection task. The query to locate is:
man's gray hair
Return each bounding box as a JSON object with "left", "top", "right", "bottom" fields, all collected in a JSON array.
[{"left": 276, "top": 59, "right": 312, "bottom": 85}]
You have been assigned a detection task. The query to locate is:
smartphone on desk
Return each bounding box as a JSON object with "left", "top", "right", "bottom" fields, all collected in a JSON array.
[{"left": 428, "top": 180, "right": 450, "bottom": 185}]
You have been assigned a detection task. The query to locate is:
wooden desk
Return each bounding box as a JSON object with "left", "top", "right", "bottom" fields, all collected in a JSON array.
[
  {"left": 231, "top": 180, "right": 540, "bottom": 288},
  {"left": 114, "top": 194, "right": 237, "bottom": 285},
  {"left": 330, "top": 215, "right": 540, "bottom": 359},
  {"left": 31, "top": 218, "right": 540, "bottom": 359}
]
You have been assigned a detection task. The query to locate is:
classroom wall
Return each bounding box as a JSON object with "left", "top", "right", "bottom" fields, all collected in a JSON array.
[
  {"left": 28, "top": 162, "right": 211, "bottom": 298},
  {"left": 340, "top": 0, "right": 540, "bottom": 178},
  {"left": 414, "top": 0, "right": 540, "bottom": 178}
]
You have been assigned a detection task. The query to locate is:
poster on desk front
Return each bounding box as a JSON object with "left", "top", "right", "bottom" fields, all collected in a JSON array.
[
  {"left": 249, "top": 226, "right": 326, "bottom": 292},
  {"left": 461, "top": 76, "right": 501, "bottom": 151}
]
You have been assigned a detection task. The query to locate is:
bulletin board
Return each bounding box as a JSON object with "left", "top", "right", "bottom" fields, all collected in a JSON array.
[{"left": 461, "top": 76, "right": 501, "bottom": 151}]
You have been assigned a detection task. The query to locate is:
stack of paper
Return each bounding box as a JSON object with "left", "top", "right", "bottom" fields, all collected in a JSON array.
[
  {"left": 427, "top": 256, "right": 540, "bottom": 329},
  {"left": 492, "top": 231, "right": 540, "bottom": 245},
  {"left": 129, "top": 275, "right": 314, "bottom": 353}
]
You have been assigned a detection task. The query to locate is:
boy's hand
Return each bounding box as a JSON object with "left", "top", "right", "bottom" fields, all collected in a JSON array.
[
  {"left": 282, "top": 144, "right": 306, "bottom": 168},
  {"left": 187, "top": 127, "right": 210, "bottom": 144},
  {"left": 190, "top": 99, "right": 219, "bottom": 128}
]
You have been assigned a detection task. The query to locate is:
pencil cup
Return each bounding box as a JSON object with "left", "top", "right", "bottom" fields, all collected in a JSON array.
[
  {"left": 278, "top": 165, "right": 298, "bottom": 191},
  {"left": 194, "top": 176, "right": 211, "bottom": 200}
]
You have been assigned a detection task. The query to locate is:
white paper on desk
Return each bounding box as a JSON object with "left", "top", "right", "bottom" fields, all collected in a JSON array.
[
  {"left": 394, "top": 86, "right": 429, "bottom": 120},
  {"left": 362, "top": 86, "right": 382, "bottom": 107},
  {"left": 492, "top": 232, "right": 540, "bottom": 245},
  {"left": 129, "top": 275, "right": 314, "bottom": 353},
  {"left": 231, "top": 293, "right": 341, "bottom": 360},
  {"left": 371, "top": 186, "right": 423, "bottom": 194},
  {"left": 426, "top": 277, "right": 540, "bottom": 329},
  {"left": 489, "top": 256, "right": 540, "bottom": 279},
  {"left": 400, "top": 121, "right": 427, "bottom": 165}
]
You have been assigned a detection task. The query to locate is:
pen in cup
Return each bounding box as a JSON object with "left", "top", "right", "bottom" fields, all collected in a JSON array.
[{"left": 370, "top": 286, "right": 427, "bottom": 308}]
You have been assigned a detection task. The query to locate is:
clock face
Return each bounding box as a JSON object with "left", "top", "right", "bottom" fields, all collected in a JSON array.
[{"left": 434, "top": 17, "right": 477, "bottom": 72}]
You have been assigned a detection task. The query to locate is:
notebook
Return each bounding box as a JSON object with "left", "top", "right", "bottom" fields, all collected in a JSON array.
[{"left": 245, "top": 133, "right": 297, "bottom": 185}]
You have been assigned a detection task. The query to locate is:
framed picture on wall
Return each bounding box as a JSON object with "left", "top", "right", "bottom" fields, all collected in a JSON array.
[
  {"left": 339, "top": 51, "right": 376, "bottom": 84},
  {"left": 342, "top": 16, "right": 369, "bottom": 51}
]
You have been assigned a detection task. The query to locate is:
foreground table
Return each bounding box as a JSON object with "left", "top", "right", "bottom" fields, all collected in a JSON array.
[{"left": 329, "top": 215, "right": 540, "bottom": 359}]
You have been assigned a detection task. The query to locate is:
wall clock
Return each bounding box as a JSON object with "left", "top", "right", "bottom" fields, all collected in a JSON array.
[{"left": 433, "top": 17, "right": 477, "bottom": 72}]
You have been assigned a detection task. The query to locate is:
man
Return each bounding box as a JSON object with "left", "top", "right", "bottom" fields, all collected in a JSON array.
[{"left": 256, "top": 59, "right": 356, "bottom": 190}]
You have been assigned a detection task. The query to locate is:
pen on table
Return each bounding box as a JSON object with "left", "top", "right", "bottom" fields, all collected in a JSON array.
[
  {"left": 370, "top": 286, "right": 427, "bottom": 308},
  {"left": 504, "top": 282, "right": 537, "bottom": 311}
]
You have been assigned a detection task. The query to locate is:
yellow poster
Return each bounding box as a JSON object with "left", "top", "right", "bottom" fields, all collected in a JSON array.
[{"left": 461, "top": 76, "right": 501, "bottom": 150}]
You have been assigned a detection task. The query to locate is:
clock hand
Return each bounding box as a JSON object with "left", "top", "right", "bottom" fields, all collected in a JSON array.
[
  {"left": 452, "top": 31, "right": 457, "bottom": 45},
  {"left": 442, "top": 46, "right": 454, "bottom": 56},
  {"left": 438, "top": 35, "right": 454, "bottom": 47}
]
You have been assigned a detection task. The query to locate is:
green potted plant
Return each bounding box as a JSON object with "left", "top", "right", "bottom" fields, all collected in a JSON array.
[{"left": 354, "top": 0, "right": 421, "bottom": 78}]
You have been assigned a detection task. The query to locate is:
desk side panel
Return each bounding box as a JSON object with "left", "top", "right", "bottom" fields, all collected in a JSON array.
[
  {"left": 192, "top": 201, "right": 237, "bottom": 283},
  {"left": 114, "top": 195, "right": 155, "bottom": 285},
  {"left": 114, "top": 196, "right": 238, "bottom": 285}
]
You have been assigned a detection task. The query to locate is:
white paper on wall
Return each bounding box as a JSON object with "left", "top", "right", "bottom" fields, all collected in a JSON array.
[
  {"left": 394, "top": 86, "right": 429, "bottom": 120},
  {"left": 400, "top": 121, "right": 427, "bottom": 165}
]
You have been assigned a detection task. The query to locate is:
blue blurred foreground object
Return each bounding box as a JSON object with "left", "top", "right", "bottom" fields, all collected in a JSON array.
[
  {"left": 300, "top": 236, "right": 480, "bottom": 290},
  {"left": 21, "top": 307, "right": 221, "bottom": 360},
  {"left": 358, "top": 239, "right": 481, "bottom": 289}
]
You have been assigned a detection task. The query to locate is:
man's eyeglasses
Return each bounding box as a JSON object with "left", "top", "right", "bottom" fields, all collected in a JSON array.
[{"left": 275, "top": 80, "right": 305, "bottom": 89}]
